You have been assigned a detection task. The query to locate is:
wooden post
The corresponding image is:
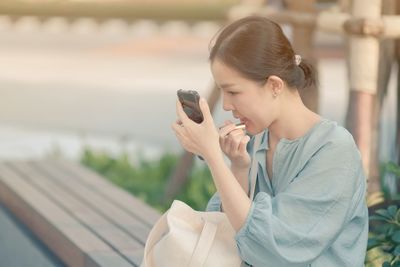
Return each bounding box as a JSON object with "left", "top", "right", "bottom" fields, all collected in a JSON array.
[
  {"left": 240, "top": 0, "right": 266, "bottom": 6},
  {"left": 338, "top": 0, "right": 351, "bottom": 12},
  {"left": 394, "top": 35, "right": 400, "bottom": 189},
  {"left": 370, "top": 39, "right": 395, "bottom": 191},
  {"left": 345, "top": 0, "right": 382, "bottom": 194},
  {"left": 164, "top": 84, "right": 220, "bottom": 202},
  {"left": 397, "top": 50, "right": 400, "bottom": 164},
  {"left": 370, "top": 0, "right": 396, "bottom": 192},
  {"left": 396, "top": 0, "right": 400, "bottom": 164},
  {"left": 284, "top": 0, "right": 318, "bottom": 112}
]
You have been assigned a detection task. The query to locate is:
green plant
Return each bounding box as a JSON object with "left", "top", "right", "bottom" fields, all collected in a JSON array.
[
  {"left": 80, "top": 148, "right": 216, "bottom": 212},
  {"left": 380, "top": 162, "right": 400, "bottom": 200},
  {"left": 366, "top": 162, "right": 400, "bottom": 267},
  {"left": 367, "top": 205, "right": 400, "bottom": 266}
]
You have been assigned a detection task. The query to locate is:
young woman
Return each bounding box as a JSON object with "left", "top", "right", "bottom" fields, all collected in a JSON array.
[{"left": 172, "top": 16, "right": 368, "bottom": 267}]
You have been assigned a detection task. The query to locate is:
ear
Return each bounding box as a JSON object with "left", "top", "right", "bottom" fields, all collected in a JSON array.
[{"left": 265, "top": 75, "right": 284, "bottom": 96}]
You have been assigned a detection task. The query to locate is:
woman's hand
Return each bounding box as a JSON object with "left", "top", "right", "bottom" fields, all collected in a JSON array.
[
  {"left": 219, "top": 121, "right": 251, "bottom": 169},
  {"left": 171, "top": 98, "right": 221, "bottom": 162}
]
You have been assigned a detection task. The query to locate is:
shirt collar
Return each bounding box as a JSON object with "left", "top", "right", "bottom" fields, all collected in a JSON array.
[{"left": 256, "top": 128, "right": 269, "bottom": 152}]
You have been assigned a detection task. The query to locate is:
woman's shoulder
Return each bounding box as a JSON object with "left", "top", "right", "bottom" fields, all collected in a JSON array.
[
  {"left": 312, "top": 118, "right": 356, "bottom": 147},
  {"left": 299, "top": 119, "right": 365, "bottom": 191},
  {"left": 304, "top": 118, "right": 361, "bottom": 162},
  {"left": 246, "top": 118, "right": 359, "bottom": 157}
]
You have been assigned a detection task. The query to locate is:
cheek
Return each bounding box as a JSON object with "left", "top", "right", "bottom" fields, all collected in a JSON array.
[{"left": 246, "top": 103, "right": 274, "bottom": 131}]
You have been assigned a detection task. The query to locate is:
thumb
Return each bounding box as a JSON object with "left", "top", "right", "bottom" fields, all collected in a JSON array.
[
  {"left": 239, "top": 135, "right": 251, "bottom": 154},
  {"left": 199, "top": 98, "right": 213, "bottom": 121},
  {"left": 224, "top": 120, "right": 233, "bottom": 126}
]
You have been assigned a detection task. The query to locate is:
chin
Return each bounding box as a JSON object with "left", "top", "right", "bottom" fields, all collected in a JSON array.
[{"left": 246, "top": 126, "right": 264, "bottom": 136}]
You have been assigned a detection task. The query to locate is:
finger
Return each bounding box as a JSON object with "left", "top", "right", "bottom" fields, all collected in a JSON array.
[
  {"left": 221, "top": 130, "right": 239, "bottom": 155},
  {"left": 238, "top": 135, "right": 251, "bottom": 154},
  {"left": 173, "top": 129, "right": 195, "bottom": 153},
  {"left": 219, "top": 132, "right": 230, "bottom": 152},
  {"left": 219, "top": 123, "right": 237, "bottom": 138},
  {"left": 224, "top": 120, "right": 233, "bottom": 126},
  {"left": 224, "top": 135, "right": 233, "bottom": 155},
  {"left": 218, "top": 121, "right": 235, "bottom": 130},
  {"left": 199, "top": 98, "right": 213, "bottom": 122},
  {"left": 228, "top": 129, "right": 245, "bottom": 138},
  {"left": 229, "top": 134, "right": 242, "bottom": 153},
  {"left": 222, "top": 129, "right": 245, "bottom": 143},
  {"left": 176, "top": 100, "right": 191, "bottom": 125},
  {"left": 171, "top": 121, "right": 189, "bottom": 137},
  {"left": 171, "top": 122, "right": 184, "bottom": 135},
  {"left": 172, "top": 123, "right": 190, "bottom": 145}
]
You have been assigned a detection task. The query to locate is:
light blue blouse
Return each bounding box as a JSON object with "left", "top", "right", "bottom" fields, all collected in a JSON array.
[{"left": 206, "top": 118, "right": 368, "bottom": 267}]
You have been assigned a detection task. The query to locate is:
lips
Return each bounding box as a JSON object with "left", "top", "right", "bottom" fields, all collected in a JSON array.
[
  {"left": 233, "top": 113, "right": 248, "bottom": 125},
  {"left": 237, "top": 117, "right": 246, "bottom": 123}
]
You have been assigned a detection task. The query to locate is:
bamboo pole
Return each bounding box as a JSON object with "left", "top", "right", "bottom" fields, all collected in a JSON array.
[
  {"left": 371, "top": 0, "right": 397, "bottom": 191},
  {"left": 228, "top": 4, "right": 400, "bottom": 39},
  {"left": 228, "top": 5, "right": 316, "bottom": 26},
  {"left": 396, "top": 0, "right": 400, "bottom": 164},
  {"left": 284, "top": 0, "right": 319, "bottom": 113},
  {"left": 397, "top": 51, "right": 400, "bottom": 164},
  {"left": 345, "top": 0, "right": 382, "bottom": 194},
  {"left": 0, "top": 1, "right": 233, "bottom": 22},
  {"left": 338, "top": 0, "right": 351, "bottom": 12}
]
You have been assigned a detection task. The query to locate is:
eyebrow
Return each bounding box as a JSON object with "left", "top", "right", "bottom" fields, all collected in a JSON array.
[{"left": 219, "top": 83, "right": 235, "bottom": 89}]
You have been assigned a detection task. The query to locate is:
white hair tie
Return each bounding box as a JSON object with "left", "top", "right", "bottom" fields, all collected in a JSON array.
[{"left": 295, "top": 54, "right": 302, "bottom": 66}]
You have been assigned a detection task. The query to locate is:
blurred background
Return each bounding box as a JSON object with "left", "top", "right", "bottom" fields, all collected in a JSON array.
[
  {"left": 0, "top": 0, "right": 398, "bottom": 266},
  {"left": 0, "top": 0, "right": 394, "bottom": 163}
]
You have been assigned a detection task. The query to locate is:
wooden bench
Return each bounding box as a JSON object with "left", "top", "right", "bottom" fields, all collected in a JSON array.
[{"left": 0, "top": 160, "right": 160, "bottom": 267}]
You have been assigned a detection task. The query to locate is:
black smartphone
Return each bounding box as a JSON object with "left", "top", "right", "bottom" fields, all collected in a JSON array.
[{"left": 177, "top": 89, "right": 204, "bottom": 123}]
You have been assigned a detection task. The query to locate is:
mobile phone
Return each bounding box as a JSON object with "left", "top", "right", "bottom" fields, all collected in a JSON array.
[{"left": 177, "top": 89, "right": 204, "bottom": 123}]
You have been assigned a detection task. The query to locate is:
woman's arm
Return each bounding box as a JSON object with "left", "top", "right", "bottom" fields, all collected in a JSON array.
[
  {"left": 218, "top": 121, "right": 251, "bottom": 195},
  {"left": 172, "top": 98, "right": 252, "bottom": 230},
  {"left": 205, "top": 152, "right": 252, "bottom": 230},
  {"left": 230, "top": 164, "right": 250, "bottom": 195},
  {"left": 207, "top": 164, "right": 249, "bottom": 212}
]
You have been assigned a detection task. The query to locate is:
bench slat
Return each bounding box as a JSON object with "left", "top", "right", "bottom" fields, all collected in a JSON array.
[
  {"left": 0, "top": 163, "right": 134, "bottom": 267},
  {"left": 10, "top": 162, "right": 143, "bottom": 266},
  {"left": 57, "top": 160, "right": 160, "bottom": 225},
  {"left": 33, "top": 161, "right": 152, "bottom": 246}
]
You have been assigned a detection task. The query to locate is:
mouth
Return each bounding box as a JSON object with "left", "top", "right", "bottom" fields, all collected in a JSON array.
[
  {"left": 239, "top": 118, "right": 247, "bottom": 125},
  {"left": 233, "top": 113, "right": 248, "bottom": 125}
]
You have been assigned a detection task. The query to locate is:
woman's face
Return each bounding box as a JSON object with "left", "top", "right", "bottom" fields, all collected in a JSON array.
[{"left": 211, "top": 59, "right": 280, "bottom": 135}]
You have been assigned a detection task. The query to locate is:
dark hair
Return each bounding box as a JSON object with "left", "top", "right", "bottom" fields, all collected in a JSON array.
[{"left": 209, "top": 16, "right": 316, "bottom": 90}]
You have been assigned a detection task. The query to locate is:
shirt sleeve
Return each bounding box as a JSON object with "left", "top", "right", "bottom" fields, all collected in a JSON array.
[
  {"left": 234, "top": 139, "right": 367, "bottom": 266},
  {"left": 206, "top": 192, "right": 222, "bottom": 212}
]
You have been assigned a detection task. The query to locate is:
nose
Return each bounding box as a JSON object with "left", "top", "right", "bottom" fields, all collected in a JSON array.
[{"left": 222, "top": 95, "right": 234, "bottom": 111}]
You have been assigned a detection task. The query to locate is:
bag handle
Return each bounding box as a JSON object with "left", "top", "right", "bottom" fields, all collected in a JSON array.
[
  {"left": 249, "top": 133, "right": 263, "bottom": 201},
  {"left": 141, "top": 212, "right": 169, "bottom": 267},
  {"left": 142, "top": 212, "right": 218, "bottom": 267},
  {"left": 188, "top": 220, "right": 217, "bottom": 267}
]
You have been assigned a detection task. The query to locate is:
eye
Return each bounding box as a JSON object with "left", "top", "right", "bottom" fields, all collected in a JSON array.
[{"left": 227, "top": 91, "right": 238, "bottom": 95}]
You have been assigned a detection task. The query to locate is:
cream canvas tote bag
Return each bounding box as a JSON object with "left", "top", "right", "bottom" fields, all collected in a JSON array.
[
  {"left": 141, "top": 134, "right": 262, "bottom": 267},
  {"left": 141, "top": 200, "right": 243, "bottom": 267}
]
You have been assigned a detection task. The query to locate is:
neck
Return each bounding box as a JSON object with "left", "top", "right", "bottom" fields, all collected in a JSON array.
[{"left": 268, "top": 92, "right": 320, "bottom": 146}]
